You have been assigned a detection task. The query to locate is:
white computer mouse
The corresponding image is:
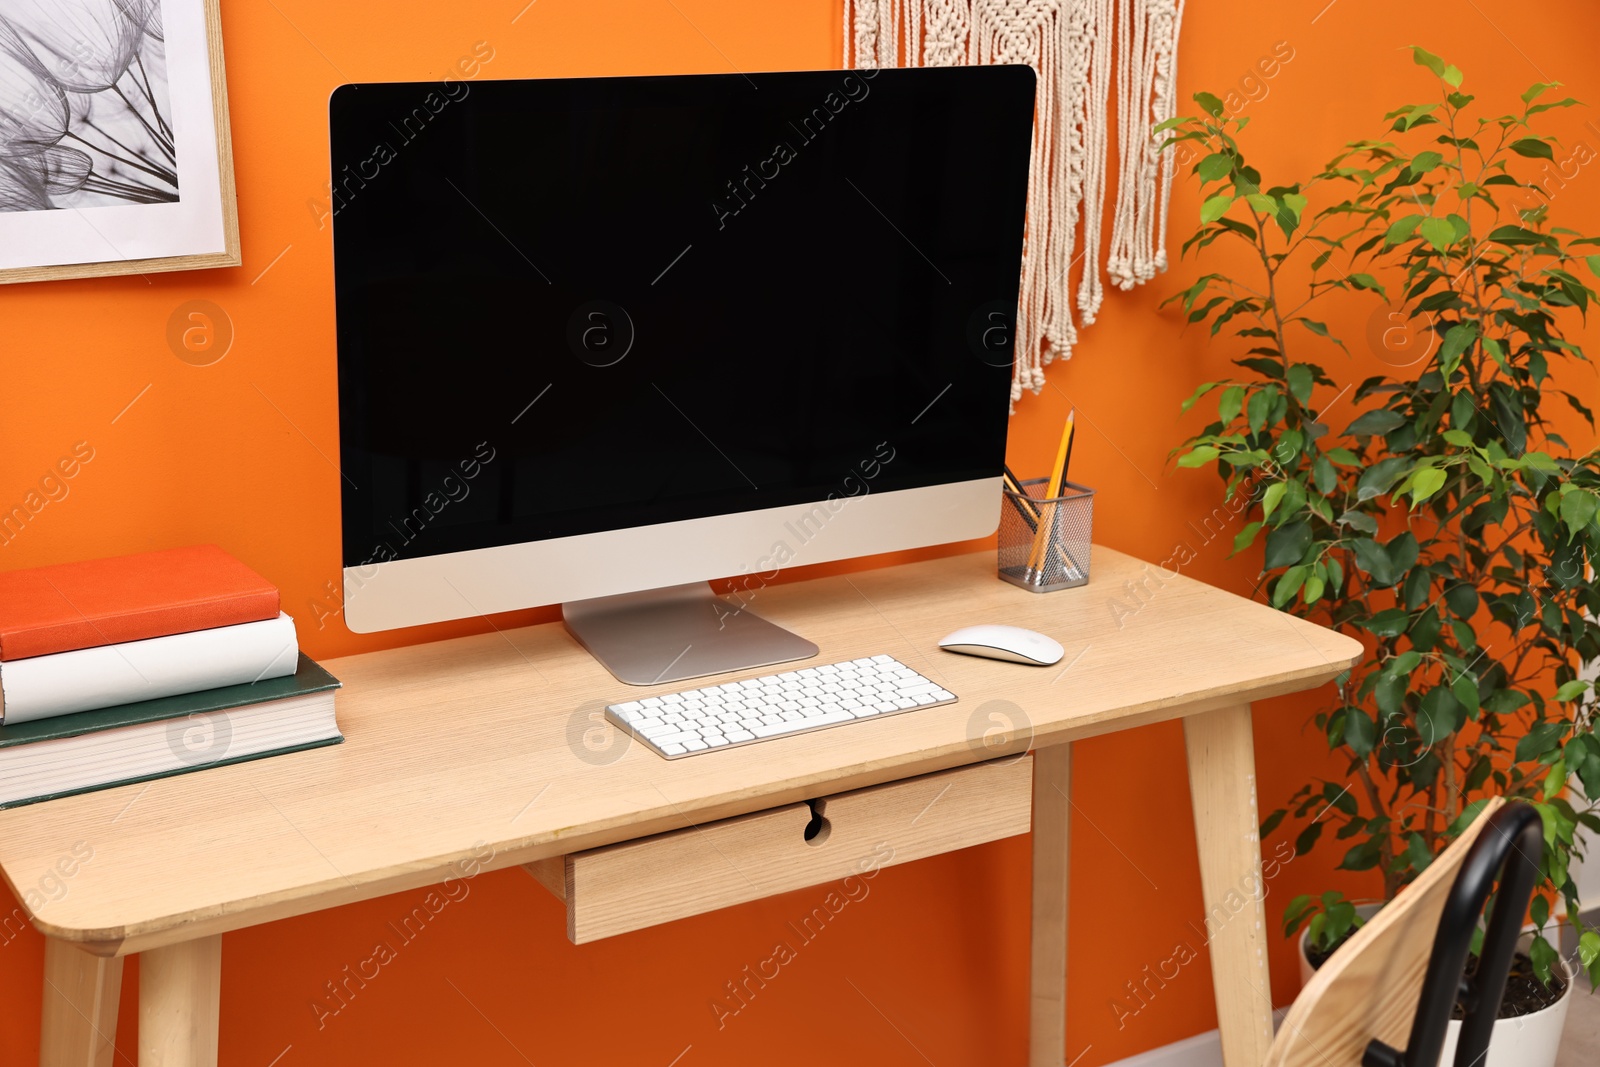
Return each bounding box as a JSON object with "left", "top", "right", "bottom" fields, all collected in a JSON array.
[{"left": 938, "top": 624, "right": 1064, "bottom": 666}]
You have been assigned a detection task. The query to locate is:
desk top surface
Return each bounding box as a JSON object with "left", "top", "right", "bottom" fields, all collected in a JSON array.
[{"left": 0, "top": 547, "right": 1359, "bottom": 952}]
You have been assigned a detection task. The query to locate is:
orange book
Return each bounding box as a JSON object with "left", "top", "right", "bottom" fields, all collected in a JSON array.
[{"left": 0, "top": 545, "right": 279, "bottom": 661}]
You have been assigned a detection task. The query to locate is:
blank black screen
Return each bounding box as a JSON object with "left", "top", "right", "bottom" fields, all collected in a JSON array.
[{"left": 331, "top": 66, "right": 1035, "bottom": 567}]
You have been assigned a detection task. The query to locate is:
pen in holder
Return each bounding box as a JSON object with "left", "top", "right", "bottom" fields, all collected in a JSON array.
[{"left": 998, "top": 478, "right": 1095, "bottom": 592}]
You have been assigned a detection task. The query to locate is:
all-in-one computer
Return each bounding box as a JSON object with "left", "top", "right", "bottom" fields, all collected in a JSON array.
[{"left": 331, "top": 65, "right": 1036, "bottom": 694}]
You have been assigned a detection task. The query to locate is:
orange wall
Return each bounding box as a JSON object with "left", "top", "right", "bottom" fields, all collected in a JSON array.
[{"left": 3, "top": 1, "right": 1600, "bottom": 1064}]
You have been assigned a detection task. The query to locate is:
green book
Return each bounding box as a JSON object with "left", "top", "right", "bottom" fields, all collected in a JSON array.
[{"left": 0, "top": 653, "right": 342, "bottom": 809}]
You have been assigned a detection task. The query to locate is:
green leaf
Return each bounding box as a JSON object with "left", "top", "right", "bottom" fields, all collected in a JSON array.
[
  {"left": 1351, "top": 538, "right": 1395, "bottom": 586},
  {"left": 1232, "top": 521, "right": 1263, "bottom": 556},
  {"left": 1200, "top": 194, "right": 1234, "bottom": 224},
  {"left": 1442, "top": 65, "right": 1463, "bottom": 88},
  {"left": 1510, "top": 137, "right": 1555, "bottom": 160},
  {"left": 1272, "top": 565, "right": 1309, "bottom": 608},
  {"left": 1420, "top": 216, "right": 1456, "bottom": 251},
  {"left": 1287, "top": 364, "right": 1314, "bottom": 405},
  {"left": 1555, "top": 680, "right": 1590, "bottom": 702},
  {"left": 1374, "top": 672, "right": 1408, "bottom": 717},
  {"left": 1339, "top": 838, "right": 1382, "bottom": 871},
  {"left": 1357, "top": 457, "right": 1408, "bottom": 501},
  {"left": 1340, "top": 509, "right": 1379, "bottom": 534},
  {"left": 1411, "top": 467, "right": 1447, "bottom": 505},
  {"left": 1344, "top": 708, "right": 1376, "bottom": 757},
  {"left": 1386, "top": 531, "right": 1418, "bottom": 576},
  {"left": 1411, "top": 604, "right": 1442, "bottom": 650},
  {"left": 1530, "top": 935, "right": 1558, "bottom": 986},
  {"left": 1363, "top": 608, "right": 1410, "bottom": 637},
  {"left": 1245, "top": 192, "right": 1277, "bottom": 215},
  {"left": 1264, "top": 521, "right": 1312, "bottom": 570},
  {"left": 1580, "top": 930, "right": 1600, "bottom": 968},
  {"left": 1262, "top": 481, "right": 1288, "bottom": 521},
  {"left": 1313, "top": 456, "right": 1336, "bottom": 494},
  {"left": 1181, "top": 380, "right": 1219, "bottom": 413},
  {"left": 1196, "top": 153, "right": 1233, "bottom": 181},
  {"left": 1417, "top": 686, "right": 1464, "bottom": 746},
  {"left": 1409, "top": 150, "right": 1445, "bottom": 176},
  {"left": 1295, "top": 820, "right": 1323, "bottom": 858},
  {"left": 1247, "top": 387, "right": 1273, "bottom": 434},
  {"left": 1452, "top": 674, "right": 1480, "bottom": 716},
  {"left": 1439, "top": 323, "right": 1477, "bottom": 367},
  {"left": 1194, "top": 91, "right": 1225, "bottom": 117},
  {"left": 1543, "top": 760, "right": 1566, "bottom": 800},
  {"left": 1516, "top": 722, "right": 1568, "bottom": 763},
  {"left": 1296, "top": 318, "right": 1342, "bottom": 347},
  {"left": 1522, "top": 81, "right": 1561, "bottom": 104},
  {"left": 1218, "top": 385, "right": 1246, "bottom": 425},
  {"left": 1261, "top": 809, "right": 1287, "bottom": 838},
  {"left": 1404, "top": 832, "right": 1433, "bottom": 873},
  {"left": 1178, "top": 446, "right": 1220, "bottom": 468},
  {"left": 1347, "top": 273, "right": 1387, "bottom": 298},
  {"left": 1411, "top": 46, "right": 1446, "bottom": 77},
  {"left": 1559, "top": 489, "right": 1598, "bottom": 535},
  {"left": 1444, "top": 583, "right": 1478, "bottom": 618},
  {"left": 1347, "top": 409, "right": 1404, "bottom": 436},
  {"left": 1488, "top": 225, "right": 1545, "bottom": 246},
  {"left": 1385, "top": 215, "right": 1424, "bottom": 246}
]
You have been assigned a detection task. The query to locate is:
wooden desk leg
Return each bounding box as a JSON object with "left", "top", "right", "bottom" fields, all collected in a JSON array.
[
  {"left": 1184, "top": 703, "right": 1274, "bottom": 1067},
  {"left": 1030, "top": 742, "right": 1072, "bottom": 1067},
  {"left": 138, "top": 936, "right": 221, "bottom": 1067},
  {"left": 40, "top": 939, "right": 124, "bottom": 1067}
]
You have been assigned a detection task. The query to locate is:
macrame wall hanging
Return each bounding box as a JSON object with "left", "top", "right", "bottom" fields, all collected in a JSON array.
[{"left": 844, "top": 0, "right": 1186, "bottom": 406}]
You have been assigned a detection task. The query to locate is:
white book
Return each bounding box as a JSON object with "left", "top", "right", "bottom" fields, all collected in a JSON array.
[{"left": 0, "top": 613, "right": 299, "bottom": 724}]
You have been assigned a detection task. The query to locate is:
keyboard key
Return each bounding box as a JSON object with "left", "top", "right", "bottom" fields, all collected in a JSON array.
[{"left": 655, "top": 730, "right": 703, "bottom": 747}]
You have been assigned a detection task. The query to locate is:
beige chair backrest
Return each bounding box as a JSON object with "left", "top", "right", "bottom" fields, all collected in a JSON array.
[{"left": 1262, "top": 797, "right": 1506, "bottom": 1067}]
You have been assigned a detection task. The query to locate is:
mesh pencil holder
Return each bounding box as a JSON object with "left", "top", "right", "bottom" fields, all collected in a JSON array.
[{"left": 998, "top": 479, "right": 1095, "bottom": 592}]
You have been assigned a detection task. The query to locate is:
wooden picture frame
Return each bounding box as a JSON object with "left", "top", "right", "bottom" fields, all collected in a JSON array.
[{"left": 0, "top": 0, "right": 241, "bottom": 285}]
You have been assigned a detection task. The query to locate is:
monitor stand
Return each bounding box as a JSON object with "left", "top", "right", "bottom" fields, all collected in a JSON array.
[{"left": 562, "top": 582, "right": 819, "bottom": 686}]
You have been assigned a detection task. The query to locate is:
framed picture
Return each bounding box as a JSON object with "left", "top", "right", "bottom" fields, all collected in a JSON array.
[{"left": 0, "top": 0, "right": 240, "bottom": 285}]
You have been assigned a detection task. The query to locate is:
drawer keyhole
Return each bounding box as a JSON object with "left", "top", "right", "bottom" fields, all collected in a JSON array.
[{"left": 803, "top": 800, "right": 832, "bottom": 847}]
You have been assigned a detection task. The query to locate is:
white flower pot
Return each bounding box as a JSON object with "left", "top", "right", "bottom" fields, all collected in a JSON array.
[{"left": 1298, "top": 919, "right": 1573, "bottom": 1067}]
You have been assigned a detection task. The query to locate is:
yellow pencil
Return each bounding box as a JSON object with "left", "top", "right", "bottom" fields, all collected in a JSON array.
[{"left": 1026, "top": 408, "right": 1075, "bottom": 580}]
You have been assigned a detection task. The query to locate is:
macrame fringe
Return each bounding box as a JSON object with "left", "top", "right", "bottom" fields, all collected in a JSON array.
[{"left": 845, "top": 0, "right": 1185, "bottom": 406}]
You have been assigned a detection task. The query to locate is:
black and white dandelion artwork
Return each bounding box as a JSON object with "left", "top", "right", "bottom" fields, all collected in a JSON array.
[{"left": 0, "top": 0, "right": 178, "bottom": 213}]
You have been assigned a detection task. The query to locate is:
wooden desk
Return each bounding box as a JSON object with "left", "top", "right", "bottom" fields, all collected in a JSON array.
[{"left": 0, "top": 547, "right": 1358, "bottom": 1067}]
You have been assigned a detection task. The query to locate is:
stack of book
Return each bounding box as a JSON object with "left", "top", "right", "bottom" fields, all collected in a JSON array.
[{"left": 0, "top": 545, "right": 342, "bottom": 808}]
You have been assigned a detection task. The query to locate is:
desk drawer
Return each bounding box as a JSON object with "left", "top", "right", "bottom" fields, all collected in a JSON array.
[{"left": 525, "top": 754, "right": 1033, "bottom": 943}]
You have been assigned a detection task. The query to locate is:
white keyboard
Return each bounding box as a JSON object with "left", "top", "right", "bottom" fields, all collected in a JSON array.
[{"left": 606, "top": 655, "right": 957, "bottom": 760}]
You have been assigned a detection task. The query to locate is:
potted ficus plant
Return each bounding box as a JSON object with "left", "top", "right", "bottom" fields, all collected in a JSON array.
[{"left": 1162, "top": 47, "right": 1600, "bottom": 1067}]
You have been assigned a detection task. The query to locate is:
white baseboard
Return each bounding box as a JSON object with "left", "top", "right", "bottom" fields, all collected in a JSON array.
[{"left": 1099, "top": 1010, "right": 1291, "bottom": 1067}]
